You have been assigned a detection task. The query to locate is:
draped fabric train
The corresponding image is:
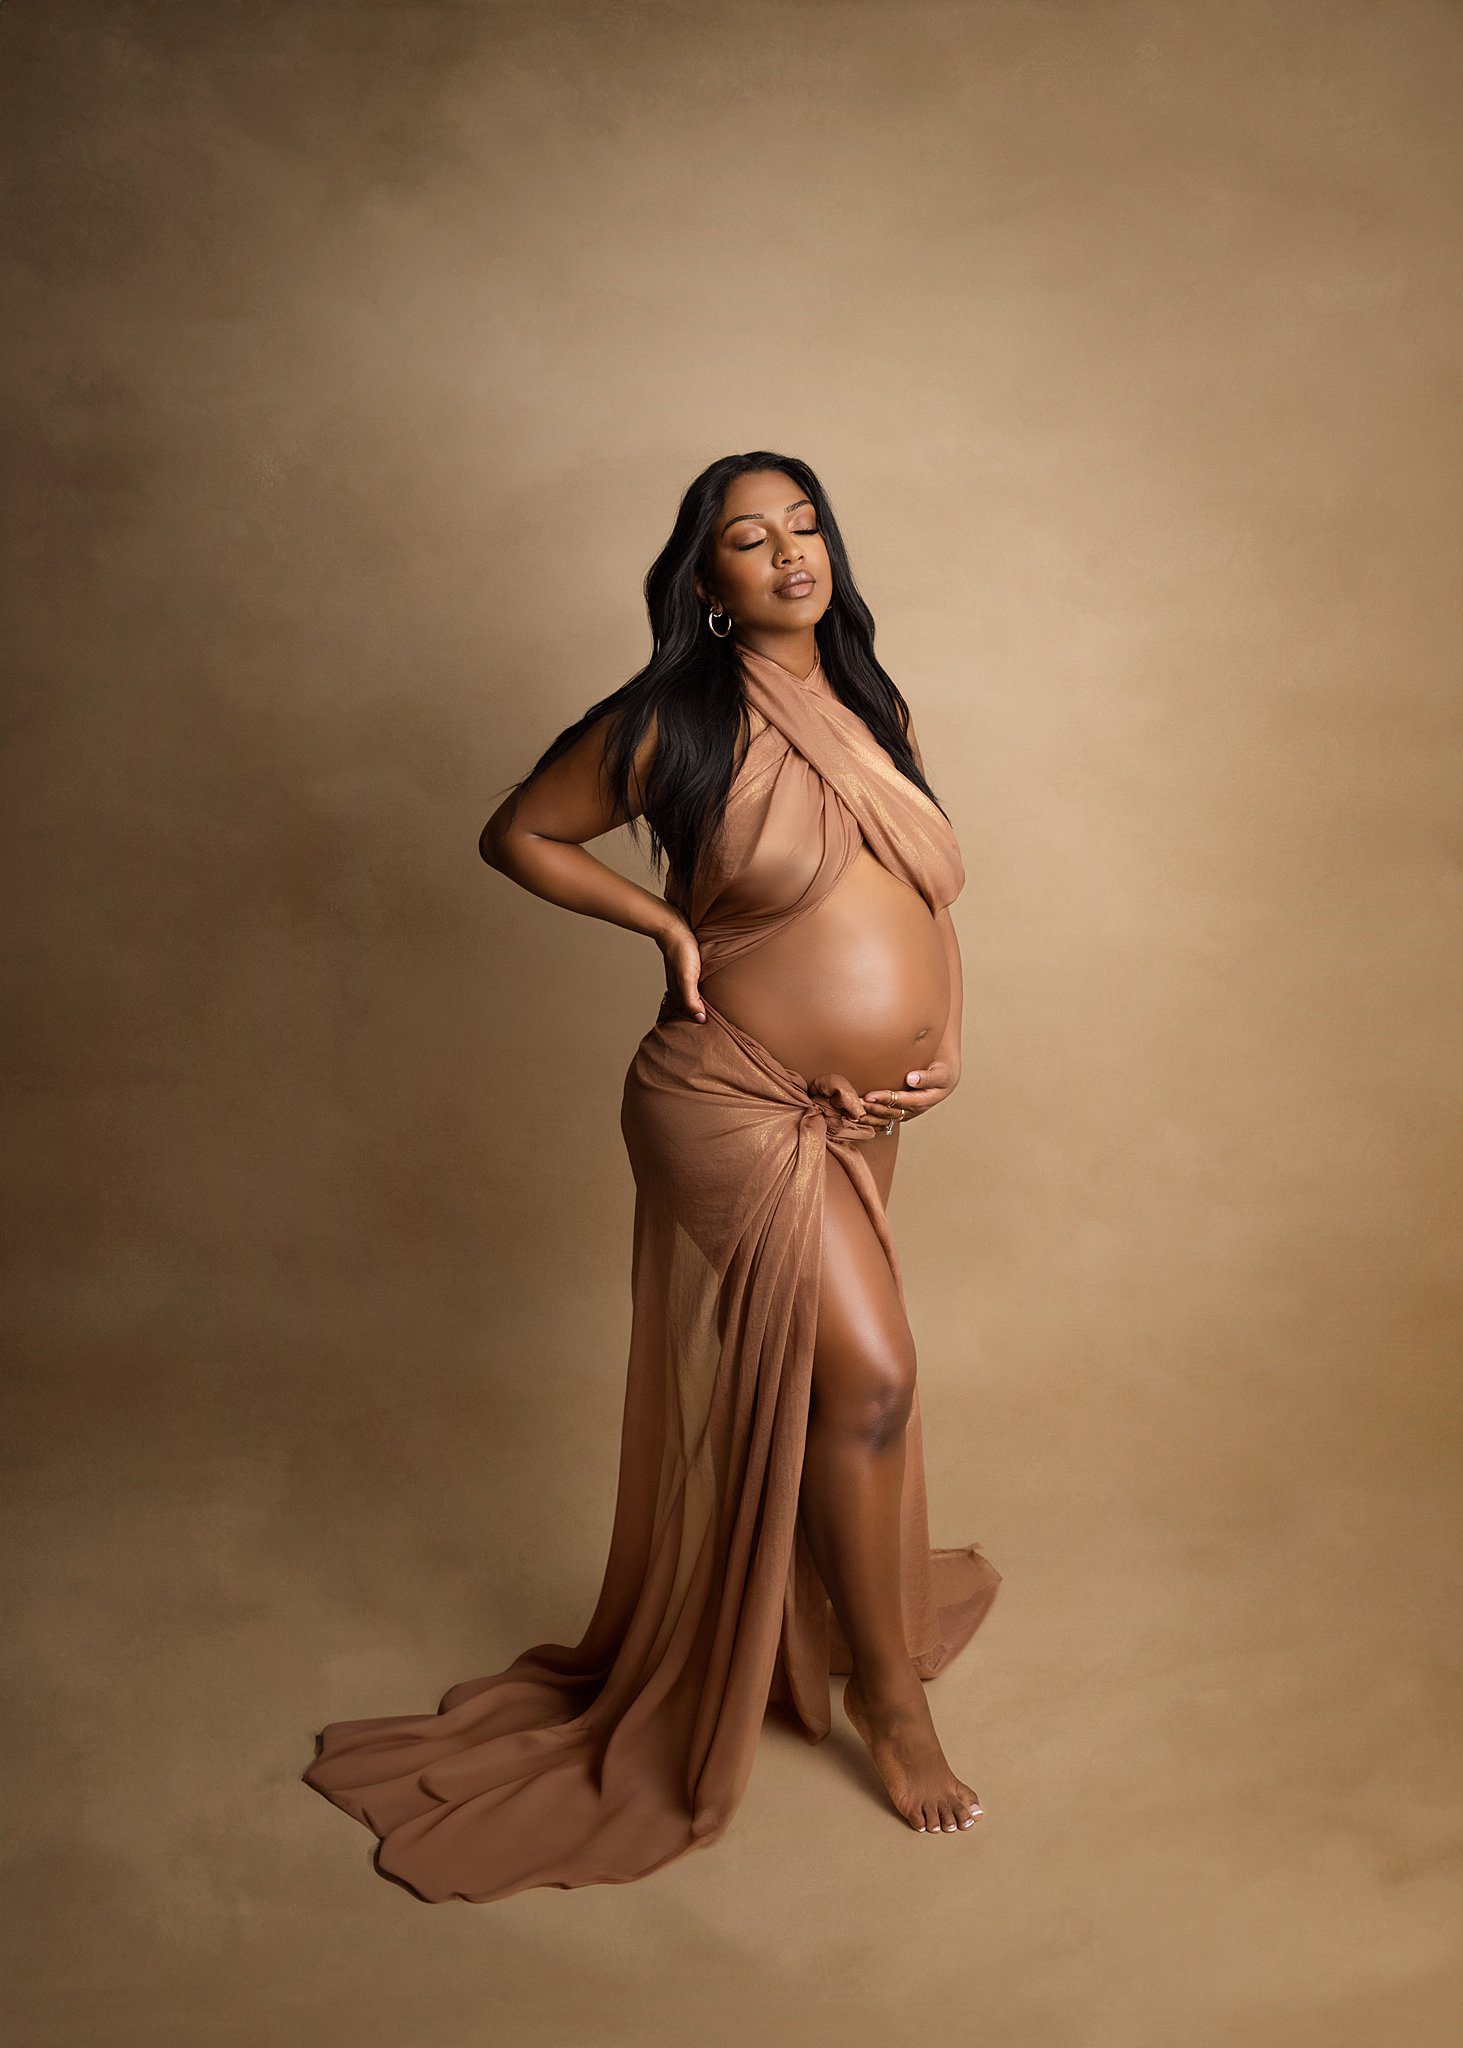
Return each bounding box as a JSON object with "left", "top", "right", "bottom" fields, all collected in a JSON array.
[{"left": 301, "top": 643, "right": 1002, "bottom": 1903}]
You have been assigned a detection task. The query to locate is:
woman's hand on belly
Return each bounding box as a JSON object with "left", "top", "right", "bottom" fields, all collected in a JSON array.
[{"left": 864, "top": 1054, "right": 961, "bottom": 1124}]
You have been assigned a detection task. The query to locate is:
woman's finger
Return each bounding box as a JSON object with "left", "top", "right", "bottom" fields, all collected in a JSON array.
[
  {"left": 867, "top": 1062, "right": 952, "bottom": 1102},
  {"left": 865, "top": 1085, "right": 945, "bottom": 1112}
]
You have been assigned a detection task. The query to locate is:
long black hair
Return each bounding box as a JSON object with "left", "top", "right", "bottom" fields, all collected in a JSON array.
[{"left": 492, "top": 449, "right": 951, "bottom": 909}]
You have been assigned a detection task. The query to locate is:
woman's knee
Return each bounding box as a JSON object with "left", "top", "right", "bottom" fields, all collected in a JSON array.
[
  {"left": 811, "top": 1332, "right": 916, "bottom": 1450},
  {"left": 854, "top": 1354, "right": 916, "bottom": 1451},
  {"left": 813, "top": 1158, "right": 917, "bottom": 1448}
]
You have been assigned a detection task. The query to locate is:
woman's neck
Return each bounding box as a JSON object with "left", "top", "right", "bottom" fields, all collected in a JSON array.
[{"left": 731, "top": 632, "right": 820, "bottom": 684}]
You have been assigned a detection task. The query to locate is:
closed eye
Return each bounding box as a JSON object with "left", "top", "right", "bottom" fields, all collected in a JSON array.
[{"left": 734, "top": 525, "right": 820, "bottom": 552}]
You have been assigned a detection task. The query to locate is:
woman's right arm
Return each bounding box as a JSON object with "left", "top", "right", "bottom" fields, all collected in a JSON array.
[{"left": 478, "top": 710, "right": 706, "bottom": 1021}]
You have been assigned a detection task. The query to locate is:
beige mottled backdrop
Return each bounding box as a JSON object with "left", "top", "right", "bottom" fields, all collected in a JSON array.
[{"left": 4, "top": 2, "right": 1460, "bottom": 2042}]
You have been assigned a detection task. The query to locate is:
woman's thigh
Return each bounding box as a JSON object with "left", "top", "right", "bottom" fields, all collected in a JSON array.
[{"left": 810, "top": 1154, "right": 917, "bottom": 1448}]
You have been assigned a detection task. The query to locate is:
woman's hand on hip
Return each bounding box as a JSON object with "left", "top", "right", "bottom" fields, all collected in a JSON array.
[
  {"left": 656, "top": 916, "right": 706, "bottom": 1022},
  {"left": 864, "top": 1058, "right": 960, "bottom": 1122}
]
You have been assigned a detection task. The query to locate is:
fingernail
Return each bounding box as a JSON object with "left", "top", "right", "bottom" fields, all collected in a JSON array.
[{"left": 906, "top": 1072, "right": 920, "bottom": 1085}]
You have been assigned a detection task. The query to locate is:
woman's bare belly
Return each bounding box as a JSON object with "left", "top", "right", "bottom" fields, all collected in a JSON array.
[{"left": 698, "top": 843, "right": 950, "bottom": 1097}]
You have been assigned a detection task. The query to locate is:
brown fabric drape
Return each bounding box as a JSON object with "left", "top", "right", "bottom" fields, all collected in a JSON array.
[{"left": 302, "top": 645, "right": 1001, "bottom": 1902}]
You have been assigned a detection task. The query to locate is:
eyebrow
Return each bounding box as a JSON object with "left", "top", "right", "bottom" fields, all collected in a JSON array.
[{"left": 720, "top": 496, "right": 813, "bottom": 538}]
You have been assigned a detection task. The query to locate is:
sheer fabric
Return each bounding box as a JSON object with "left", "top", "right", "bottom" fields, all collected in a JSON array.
[{"left": 301, "top": 643, "right": 1001, "bottom": 1903}]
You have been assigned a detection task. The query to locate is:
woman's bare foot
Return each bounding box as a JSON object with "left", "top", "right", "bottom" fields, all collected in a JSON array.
[{"left": 843, "top": 1667, "right": 983, "bottom": 1833}]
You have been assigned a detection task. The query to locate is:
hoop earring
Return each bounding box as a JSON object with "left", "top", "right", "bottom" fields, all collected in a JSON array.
[{"left": 707, "top": 604, "right": 732, "bottom": 638}]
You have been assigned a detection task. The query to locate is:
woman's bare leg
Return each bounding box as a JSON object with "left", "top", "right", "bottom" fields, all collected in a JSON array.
[{"left": 796, "top": 1146, "right": 981, "bottom": 1833}]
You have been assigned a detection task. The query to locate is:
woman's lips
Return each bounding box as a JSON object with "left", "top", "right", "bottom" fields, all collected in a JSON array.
[{"left": 773, "top": 575, "right": 815, "bottom": 599}]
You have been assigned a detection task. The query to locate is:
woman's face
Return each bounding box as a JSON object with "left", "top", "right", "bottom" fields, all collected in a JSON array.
[{"left": 696, "top": 469, "right": 832, "bottom": 636}]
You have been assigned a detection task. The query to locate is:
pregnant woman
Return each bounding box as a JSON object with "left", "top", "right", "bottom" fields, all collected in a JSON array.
[{"left": 302, "top": 451, "right": 1002, "bottom": 1904}]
